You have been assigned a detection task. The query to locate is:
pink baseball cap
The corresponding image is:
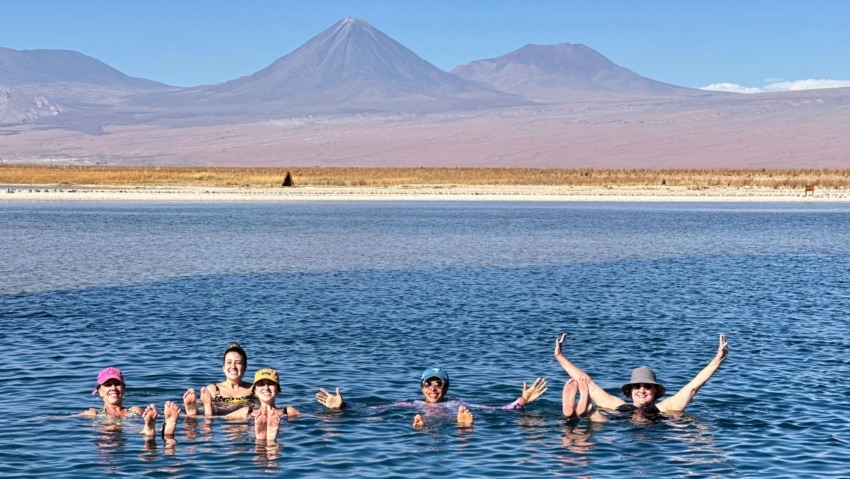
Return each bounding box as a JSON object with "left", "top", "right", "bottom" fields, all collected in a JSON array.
[{"left": 92, "top": 367, "right": 125, "bottom": 395}]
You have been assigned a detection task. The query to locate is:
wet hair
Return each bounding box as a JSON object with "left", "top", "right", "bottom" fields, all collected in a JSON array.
[{"left": 223, "top": 342, "right": 248, "bottom": 367}]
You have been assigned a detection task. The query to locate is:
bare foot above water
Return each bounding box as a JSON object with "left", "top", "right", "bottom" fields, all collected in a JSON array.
[
  {"left": 163, "top": 400, "right": 180, "bottom": 436},
  {"left": 141, "top": 403, "right": 158, "bottom": 436},
  {"left": 576, "top": 377, "right": 590, "bottom": 417},
  {"left": 254, "top": 408, "right": 268, "bottom": 442},
  {"left": 562, "top": 379, "right": 578, "bottom": 418},
  {"left": 457, "top": 406, "right": 474, "bottom": 427},
  {"left": 182, "top": 388, "right": 198, "bottom": 416},
  {"left": 413, "top": 414, "right": 425, "bottom": 429}
]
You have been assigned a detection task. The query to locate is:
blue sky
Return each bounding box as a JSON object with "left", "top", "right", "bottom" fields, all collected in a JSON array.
[{"left": 4, "top": 0, "right": 850, "bottom": 93}]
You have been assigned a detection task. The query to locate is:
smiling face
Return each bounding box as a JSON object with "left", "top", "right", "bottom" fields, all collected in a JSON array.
[
  {"left": 222, "top": 351, "right": 246, "bottom": 382},
  {"left": 98, "top": 378, "right": 125, "bottom": 407},
  {"left": 420, "top": 378, "right": 448, "bottom": 403},
  {"left": 253, "top": 379, "right": 278, "bottom": 405},
  {"left": 629, "top": 383, "right": 657, "bottom": 408}
]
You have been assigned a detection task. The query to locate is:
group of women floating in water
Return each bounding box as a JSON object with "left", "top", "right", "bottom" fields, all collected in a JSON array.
[{"left": 83, "top": 332, "right": 728, "bottom": 448}]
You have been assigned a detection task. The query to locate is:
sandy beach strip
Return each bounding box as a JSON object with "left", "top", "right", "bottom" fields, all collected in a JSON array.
[{"left": 2, "top": 184, "right": 848, "bottom": 202}]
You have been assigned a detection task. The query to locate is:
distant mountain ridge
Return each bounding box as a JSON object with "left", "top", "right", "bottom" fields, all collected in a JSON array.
[
  {"left": 2, "top": 18, "right": 712, "bottom": 131},
  {"left": 453, "top": 43, "right": 697, "bottom": 100},
  {"left": 0, "top": 47, "right": 168, "bottom": 89},
  {"left": 2, "top": 18, "right": 846, "bottom": 170},
  {"left": 140, "top": 18, "right": 528, "bottom": 115}
]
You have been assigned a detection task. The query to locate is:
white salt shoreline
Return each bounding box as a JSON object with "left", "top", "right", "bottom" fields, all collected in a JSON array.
[{"left": 3, "top": 184, "right": 849, "bottom": 202}]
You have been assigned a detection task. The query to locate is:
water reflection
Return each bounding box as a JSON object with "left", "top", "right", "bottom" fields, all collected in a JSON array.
[
  {"left": 88, "top": 416, "right": 180, "bottom": 472},
  {"left": 91, "top": 420, "right": 128, "bottom": 465},
  {"left": 560, "top": 423, "right": 597, "bottom": 456},
  {"left": 253, "top": 442, "right": 282, "bottom": 468}
]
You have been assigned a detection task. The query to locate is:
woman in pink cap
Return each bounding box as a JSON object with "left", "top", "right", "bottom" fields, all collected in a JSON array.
[
  {"left": 80, "top": 366, "right": 181, "bottom": 439},
  {"left": 554, "top": 332, "right": 728, "bottom": 418}
]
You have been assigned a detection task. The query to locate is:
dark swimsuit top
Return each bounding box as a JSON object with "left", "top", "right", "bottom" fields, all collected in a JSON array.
[
  {"left": 616, "top": 403, "right": 661, "bottom": 414},
  {"left": 615, "top": 403, "right": 663, "bottom": 423}
]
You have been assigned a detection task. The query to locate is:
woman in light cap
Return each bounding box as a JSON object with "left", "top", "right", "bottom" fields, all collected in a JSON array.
[
  {"left": 185, "top": 367, "right": 299, "bottom": 445},
  {"left": 554, "top": 333, "right": 728, "bottom": 417}
]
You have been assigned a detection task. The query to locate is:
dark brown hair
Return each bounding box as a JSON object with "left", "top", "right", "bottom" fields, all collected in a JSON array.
[{"left": 223, "top": 342, "right": 248, "bottom": 367}]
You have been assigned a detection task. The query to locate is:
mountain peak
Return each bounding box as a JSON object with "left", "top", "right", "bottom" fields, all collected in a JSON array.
[
  {"left": 163, "top": 18, "right": 527, "bottom": 114},
  {"left": 453, "top": 42, "right": 695, "bottom": 100},
  {"left": 340, "top": 17, "right": 368, "bottom": 26},
  {"left": 329, "top": 17, "right": 374, "bottom": 36}
]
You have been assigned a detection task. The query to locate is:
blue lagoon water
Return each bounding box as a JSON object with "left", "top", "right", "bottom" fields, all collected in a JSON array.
[{"left": 2, "top": 201, "right": 849, "bottom": 477}]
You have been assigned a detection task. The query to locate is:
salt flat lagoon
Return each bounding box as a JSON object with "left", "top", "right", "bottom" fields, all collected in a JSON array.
[{"left": 2, "top": 201, "right": 849, "bottom": 478}]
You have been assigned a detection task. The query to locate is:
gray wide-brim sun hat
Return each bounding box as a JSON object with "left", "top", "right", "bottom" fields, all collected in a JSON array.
[{"left": 621, "top": 366, "right": 666, "bottom": 397}]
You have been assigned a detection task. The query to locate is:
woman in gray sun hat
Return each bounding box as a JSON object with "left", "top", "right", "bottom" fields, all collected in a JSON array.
[{"left": 554, "top": 332, "right": 728, "bottom": 417}]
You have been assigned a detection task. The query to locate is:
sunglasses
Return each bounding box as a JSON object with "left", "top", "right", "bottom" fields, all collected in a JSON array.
[
  {"left": 100, "top": 379, "right": 124, "bottom": 388},
  {"left": 421, "top": 379, "right": 445, "bottom": 389},
  {"left": 631, "top": 383, "right": 655, "bottom": 391}
]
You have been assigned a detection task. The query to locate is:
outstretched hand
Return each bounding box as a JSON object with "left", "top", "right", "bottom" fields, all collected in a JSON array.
[
  {"left": 520, "top": 377, "right": 548, "bottom": 405},
  {"left": 316, "top": 387, "right": 345, "bottom": 409},
  {"left": 554, "top": 333, "right": 567, "bottom": 357},
  {"left": 715, "top": 334, "right": 729, "bottom": 362}
]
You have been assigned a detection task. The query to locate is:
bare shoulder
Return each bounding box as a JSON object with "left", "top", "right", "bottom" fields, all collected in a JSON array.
[
  {"left": 285, "top": 406, "right": 301, "bottom": 418},
  {"left": 78, "top": 408, "right": 98, "bottom": 418}
]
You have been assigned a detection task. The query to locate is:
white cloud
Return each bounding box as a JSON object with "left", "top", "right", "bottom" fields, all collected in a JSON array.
[
  {"left": 763, "top": 79, "right": 850, "bottom": 92},
  {"left": 701, "top": 79, "right": 850, "bottom": 94},
  {"left": 701, "top": 83, "right": 762, "bottom": 94}
]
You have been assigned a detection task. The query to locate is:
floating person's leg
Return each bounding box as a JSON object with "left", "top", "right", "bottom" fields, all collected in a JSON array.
[
  {"left": 141, "top": 403, "right": 157, "bottom": 437},
  {"left": 162, "top": 400, "right": 180, "bottom": 450},
  {"left": 575, "top": 377, "right": 590, "bottom": 417},
  {"left": 266, "top": 408, "right": 282, "bottom": 448},
  {"left": 254, "top": 408, "right": 268, "bottom": 443},
  {"left": 562, "top": 379, "right": 578, "bottom": 418},
  {"left": 162, "top": 401, "right": 180, "bottom": 437}
]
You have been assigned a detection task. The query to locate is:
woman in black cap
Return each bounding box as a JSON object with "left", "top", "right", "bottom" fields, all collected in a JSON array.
[{"left": 554, "top": 332, "right": 728, "bottom": 417}]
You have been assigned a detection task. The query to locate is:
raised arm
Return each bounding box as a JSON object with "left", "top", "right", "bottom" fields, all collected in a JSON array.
[
  {"left": 516, "top": 377, "right": 549, "bottom": 408},
  {"left": 658, "top": 334, "right": 728, "bottom": 413},
  {"left": 316, "top": 387, "right": 345, "bottom": 410},
  {"left": 554, "top": 333, "right": 625, "bottom": 410}
]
